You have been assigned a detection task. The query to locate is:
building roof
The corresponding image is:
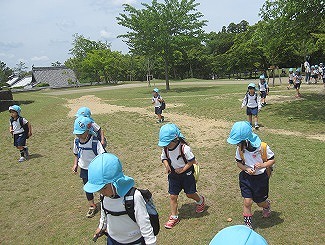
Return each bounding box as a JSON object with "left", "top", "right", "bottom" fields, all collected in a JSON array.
[
  {"left": 32, "top": 66, "right": 77, "bottom": 88},
  {"left": 6, "top": 76, "right": 20, "bottom": 86},
  {"left": 11, "top": 76, "right": 33, "bottom": 88}
]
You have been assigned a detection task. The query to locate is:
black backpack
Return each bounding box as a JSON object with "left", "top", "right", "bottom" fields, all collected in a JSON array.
[
  {"left": 10, "top": 117, "right": 29, "bottom": 139},
  {"left": 100, "top": 187, "right": 160, "bottom": 236}
]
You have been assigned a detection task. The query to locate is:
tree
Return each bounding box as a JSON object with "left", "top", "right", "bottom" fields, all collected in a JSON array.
[
  {"left": 0, "top": 61, "right": 13, "bottom": 85},
  {"left": 117, "top": 0, "right": 207, "bottom": 90},
  {"left": 14, "top": 61, "right": 27, "bottom": 77}
]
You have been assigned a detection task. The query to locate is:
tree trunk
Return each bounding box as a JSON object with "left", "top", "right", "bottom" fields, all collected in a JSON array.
[{"left": 164, "top": 58, "right": 170, "bottom": 90}]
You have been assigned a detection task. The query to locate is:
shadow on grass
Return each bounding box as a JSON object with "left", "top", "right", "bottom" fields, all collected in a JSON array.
[
  {"left": 178, "top": 203, "right": 210, "bottom": 220},
  {"left": 269, "top": 92, "right": 325, "bottom": 123},
  {"left": 252, "top": 210, "right": 284, "bottom": 229},
  {"left": 28, "top": 153, "right": 43, "bottom": 159}
]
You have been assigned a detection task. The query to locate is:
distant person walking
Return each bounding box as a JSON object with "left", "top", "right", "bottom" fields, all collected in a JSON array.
[
  {"left": 9, "top": 105, "right": 32, "bottom": 162},
  {"left": 304, "top": 58, "right": 311, "bottom": 84},
  {"left": 152, "top": 88, "right": 165, "bottom": 123},
  {"left": 241, "top": 83, "right": 262, "bottom": 129},
  {"left": 294, "top": 68, "right": 303, "bottom": 97}
]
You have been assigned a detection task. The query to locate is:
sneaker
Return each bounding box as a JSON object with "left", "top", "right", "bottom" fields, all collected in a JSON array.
[
  {"left": 164, "top": 216, "right": 180, "bottom": 229},
  {"left": 18, "top": 157, "right": 26, "bottom": 162},
  {"left": 86, "top": 206, "right": 98, "bottom": 218},
  {"left": 245, "top": 223, "right": 253, "bottom": 229},
  {"left": 195, "top": 195, "right": 205, "bottom": 213},
  {"left": 161, "top": 116, "right": 165, "bottom": 122},
  {"left": 262, "top": 200, "right": 271, "bottom": 218},
  {"left": 255, "top": 124, "right": 259, "bottom": 129},
  {"left": 24, "top": 147, "right": 29, "bottom": 159}
]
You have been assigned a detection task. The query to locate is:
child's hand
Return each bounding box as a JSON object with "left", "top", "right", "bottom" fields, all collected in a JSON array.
[
  {"left": 174, "top": 167, "right": 183, "bottom": 174},
  {"left": 72, "top": 164, "right": 78, "bottom": 173},
  {"left": 254, "top": 162, "right": 264, "bottom": 169},
  {"left": 28, "top": 132, "right": 32, "bottom": 137},
  {"left": 165, "top": 165, "right": 172, "bottom": 174},
  {"left": 245, "top": 168, "right": 255, "bottom": 175}
]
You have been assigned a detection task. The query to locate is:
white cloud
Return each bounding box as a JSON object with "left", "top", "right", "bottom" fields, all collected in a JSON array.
[
  {"left": 0, "top": 52, "right": 15, "bottom": 59},
  {"left": 31, "top": 56, "right": 49, "bottom": 62},
  {"left": 100, "top": 30, "right": 114, "bottom": 40}
]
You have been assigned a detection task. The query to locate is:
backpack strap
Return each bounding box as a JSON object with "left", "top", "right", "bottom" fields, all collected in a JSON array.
[
  {"left": 75, "top": 135, "right": 99, "bottom": 159},
  {"left": 100, "top": 195, "right": 128, "bottom": 217},
  {"left": 260, "top": 142, "right": 268, "bottom": 162},
  {"left": 124, "top": 187, "right": 137, "bottom": 223}
]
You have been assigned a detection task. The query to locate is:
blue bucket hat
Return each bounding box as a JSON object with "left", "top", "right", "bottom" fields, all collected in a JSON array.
[
  {"left": 153, "top": 88, "right": 159, "bottom": 93},
  {"left": 9, "top": 105, "right": 21, "bottom": 116},
  {"left": 73, "top": 116, "right": 94, "bottom": 134},
  {"left": 227, "top": 121, "right": 261, "bottom": 148},
  {"left": 83, "top": 153, "right": 135, "bottom": 196},
  {"left": 259, "top": 75, "right": 265, "bottom": 80},
  {"left": 158, "top": 123, "right": 185, "bottom": 147},
  {"left": 75, "top": 107, "right": 94, "bottom": 121},
  {"left": 247, "top": 83, "right": 256, "bottom": 90},
  {"left": 209, "top": 225, "right": 268, "bottom": 245}
]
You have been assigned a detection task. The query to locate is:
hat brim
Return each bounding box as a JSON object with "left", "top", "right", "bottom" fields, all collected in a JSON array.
[
  {"left": 113, "top": 175, "right": 135, "bottom": 197},
  {"left": 73, "top": 129, "right": 85, "bottom": 134},
  {"left": 248, "top": 133, "right": 261, "bottom": 148},
  {"left": 227, "top": 137, "right": 240, "bottom": 145},
  {"left": 83, "top": 182, "right": 105, "bottom": 194},
  {"left": 158, "top": 140, "right": 169, "bottom": 147}
]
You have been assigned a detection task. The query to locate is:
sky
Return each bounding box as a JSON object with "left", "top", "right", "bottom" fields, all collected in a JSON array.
[{"left": 0, "top": 0, "right": 265, "bottom": 70}]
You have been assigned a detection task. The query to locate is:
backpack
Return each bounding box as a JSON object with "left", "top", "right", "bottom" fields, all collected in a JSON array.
[
  {"left": 10, "top": 116, "right": 29, "bottom": 139},
  {"left": 164, "top": 143, "right": 200, "bottom": 182},
  {"left": 158, "top": 95, "right": 166, "bottom": 110},
  {"left": 238, "top": 142, "right": 273, "bottom": 177},
  {"left": 244, "top": 92, "right": 258, "bottom": 105},
  {"left": 100, "top": 187, "right": 160, "bottom": 236}
]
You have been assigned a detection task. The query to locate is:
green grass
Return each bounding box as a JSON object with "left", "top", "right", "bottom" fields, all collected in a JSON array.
[{"left": 0, "top": 80, "right": 324, "bottom": 244}]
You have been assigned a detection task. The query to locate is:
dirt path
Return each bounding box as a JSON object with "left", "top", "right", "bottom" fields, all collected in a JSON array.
[{"left": 66, "top": 95, "right": 325, "bottom": 146}]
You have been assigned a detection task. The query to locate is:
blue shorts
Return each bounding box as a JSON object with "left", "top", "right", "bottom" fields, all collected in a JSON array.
[
  {"left": 13, "top": 133, "right": 27, "bottom": 147},
  {"left": 154, "top": 106, "right": 163, "bottom": 115},
  {"left": 294, "top": 83, "right": 301, "bottom": 89},
  {"left": 168, "top": 167, "right": 197, "bottom": 195},
  {"left": 246, "top": 107, "right": 258, "bottom": 116},
  {"left": 260, "top": 91, "right": 267, "bottom": 98},
  {"left": 239, "top": 171, "right": 269, "bottom": 203}
]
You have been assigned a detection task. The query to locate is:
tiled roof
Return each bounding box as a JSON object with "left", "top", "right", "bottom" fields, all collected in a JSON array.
[
  {"left": 11, "top": 76, "right": 32, "bottom": 88},
  {"left": 32, "top": 66, "right": 77, "bottom": 88},
  {"left": 6, "top": 76, "right": 20, "bottom": 86}
]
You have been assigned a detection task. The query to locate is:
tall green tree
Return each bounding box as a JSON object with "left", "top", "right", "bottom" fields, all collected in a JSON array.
[
  {"left": 0, "top": 61, "right": 13, "bottom": 85},
  {"left": 117, "top": 0, "right": 207, "bottom": 90}
]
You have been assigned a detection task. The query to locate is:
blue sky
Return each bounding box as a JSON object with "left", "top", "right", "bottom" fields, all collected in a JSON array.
[{"left": 0, "top": 0, "right": 265, "bottom": 69}]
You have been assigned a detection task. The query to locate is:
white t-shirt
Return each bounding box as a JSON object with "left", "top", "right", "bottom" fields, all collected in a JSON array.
[
  {"left": 10, "top": 117, "right": 28, "bottom": 134},
  {"left": 152, "top": 95, "right": 162, "bottom": 108},
  {"left": 161, "top": 142, "right": 195, "bottom": 169},
  {"left": 73, "top": 135, "right": 105, "bottom": 169},
  {"left": 99, "top": 189, "right": 156, "bottom": 245},
  {"left": 258, "top": 82, "right": 268, "bottom": 92},
  {"left": 304, "top": 61, "right": 310, "bottom": 72},
  {"left": 242, "top": 92, "right": 261, "bottom": 109},
  {"left": 235, "top": 145, "right": 275, "bottom": 175}
]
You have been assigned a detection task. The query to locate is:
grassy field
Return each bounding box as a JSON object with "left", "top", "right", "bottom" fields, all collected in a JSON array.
[{"left": 0, "top": 79, "right": 324, "bottom": 244}]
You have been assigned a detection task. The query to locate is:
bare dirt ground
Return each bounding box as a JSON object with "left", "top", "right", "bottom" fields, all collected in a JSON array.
[{"left": 66, "top": 93, "right": 325, "bottom": 145}]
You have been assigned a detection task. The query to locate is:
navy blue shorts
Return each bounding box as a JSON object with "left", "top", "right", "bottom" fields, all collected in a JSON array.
[
  {"left": 107, "top": 235, "right": 145, "bottom": 245},
  {"left": 13, "top": 133, "right": 27, "bottom": 147},
  {"left": 294, "top": 83, "right": 301, "bottom": 89},
  {"left": 239, "top": 171, "right": 269, "bottom": 203},
  {"left": 168, "top": 167, "right": 197, "bottom": 195},
  {"left": 246, "top": 107, "right": 258, "bottom": 116},
  {"left": 154, "top": 106, "right": 163, "bottom": 115},
  {"left": 260, "top": 91, "right": 267, "bottom": 98}
]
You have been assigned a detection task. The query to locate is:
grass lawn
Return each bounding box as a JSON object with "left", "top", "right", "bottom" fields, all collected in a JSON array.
[{"left": 0, "top": 79, "right": 324, "bottom": 244}]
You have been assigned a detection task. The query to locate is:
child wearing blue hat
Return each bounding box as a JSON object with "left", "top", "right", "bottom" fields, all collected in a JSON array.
[
  {"left": 241, "top": 83, "right": 262, "bottom": 129},
  {"left": 84, "top": 153, "right": 157, "bottom": 245},
  {"left": 293, "top": 68, "right": 303, "bottom": 98},
  {"left": 152, "top": 88, "right": 165, "bottom": 123},
  {"left": 75, "top": 107, "right": 106, "bottom": 148},
  {"left": 227, "top": 121, "right": 275, "bottom": 229},
  {"left": 158, "top": 123, "right": 205, "bottom": 229},
  {"left": 9, "top": 105, "right": 32, "bottom": 162},
  {"left": 258, "top": 75, "right": 269, "bottom": 107},
  {"left": 209, "top": 225, "right": 268, "bottom": 245},
  {"left": 72, "top": 116, "right": 106, "bottom": 218}
]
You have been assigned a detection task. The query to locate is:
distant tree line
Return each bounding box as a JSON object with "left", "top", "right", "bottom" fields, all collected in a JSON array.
[{"left": 1, "top": 0, "right": 324, "bottom": 89}]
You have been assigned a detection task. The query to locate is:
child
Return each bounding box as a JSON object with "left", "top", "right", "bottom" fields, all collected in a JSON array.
[
  {"left": 293, "top": 68, "right": 303, "bottom": 97},
  {"left": 241, "top": 83, "right": 262, "bottom": 129},
  {"left": 258, "top": 75, "right": 269, "bottom": 106},
  {"left": 158, "top": 123, "right": 205, "bottom": 229},
  {"left": 75, "top": 107, "right": 106, "bottom": 148},
  {"left": 287, "top": 68, "right": 294, "bottom": 90},
  {"left": 227, "top": 121, "right": 275, "bottom": 229},
  {"left": 84, "top": 153, "right": 157, "bottom": 245},
  {"left": 152, "top": 88, "right": 164, "bottom": 123},
  {"left": 72, "top": 116, "right": 106, "bottom": 218},
  {"left": 9, "top": 105, "right": 32, "bottom": 162}
]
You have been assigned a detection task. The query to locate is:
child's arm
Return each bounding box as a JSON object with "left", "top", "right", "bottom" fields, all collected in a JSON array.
[
  {"left": 241, "top": 94, "right": 247, "bottom": 108},
  {"left": 174, "top": 159, "right": 195, "bottom": 174},
  {"left": 100, "top": 129, "right": 105, "bottom": 146},
  {"left": 254, "top": 158, "right": 275, "bottom": 170},
  {"left": 9, "top": 125, "right": 13, "bottom": 135},
  {"left": 237, "top": 161, "right": 255, "bottom": 175},
  {"left": 72, "top": 155, "right": 78, "bottom": 173},
  {"left": 162, "top": 159, "right": 171, "bottom": 174},
  {"left": 27, "top": 122, "right": 32, "bottom": 137}
]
